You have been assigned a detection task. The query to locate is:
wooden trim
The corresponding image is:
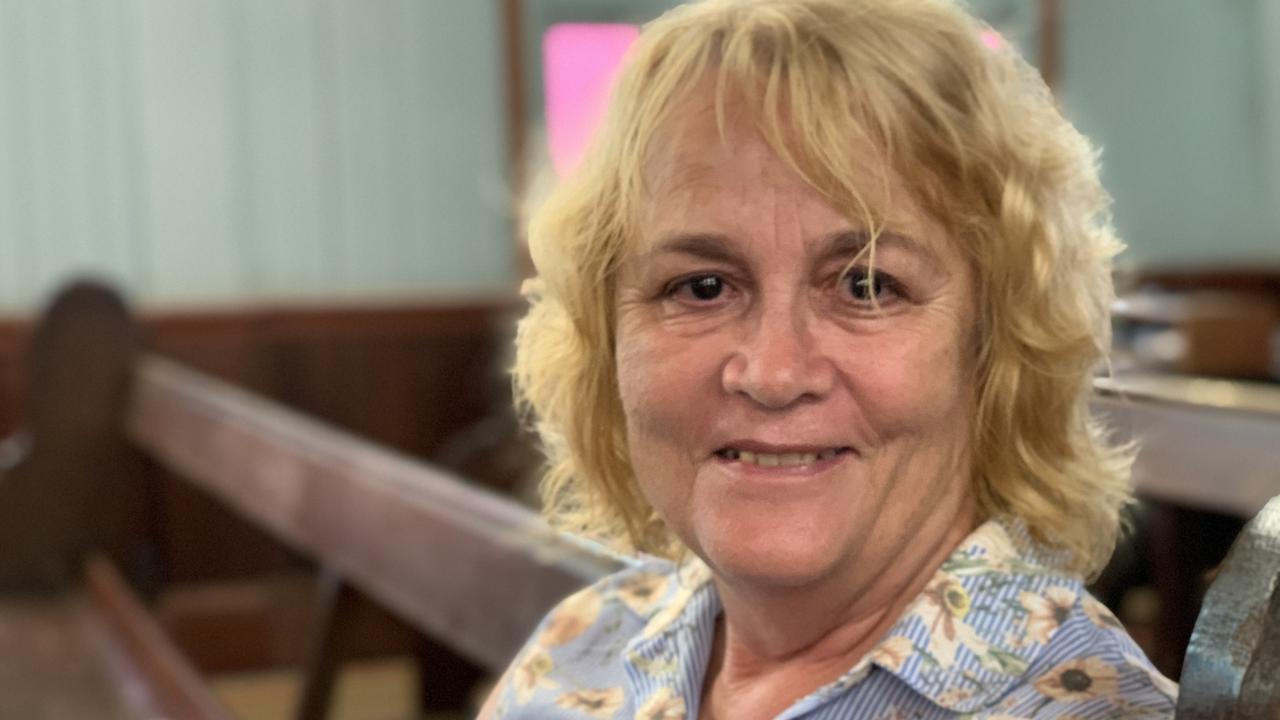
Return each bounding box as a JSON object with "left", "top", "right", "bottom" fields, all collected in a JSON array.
[
  {"left": 126, "top": 355, "right": 620, "bottom": 671},
  {"left": 503, "top": 0, "right": 527, "bottom": 203},
  {"left": 503, "top": 0, "right": 535, "bottom": 279},
  {"left": 1040, "top": 0, "right": 1060, "bottom": 91},
  {"left": 83, "top": 556, "right": 232, "bottom": 720},
  {"left": 144, "top": 296, "right": 521, "bottom": 335}
]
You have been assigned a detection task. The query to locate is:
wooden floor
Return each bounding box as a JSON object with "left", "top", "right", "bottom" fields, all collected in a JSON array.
[
  {"left": 213, "top": 656, "right": 472, "bottom": 720},
  {"left": 0, "top": 598, "right": 137, "bottom": 719},
  {"left": 0, "top": 595, "right": 477, "bottom": 720}
]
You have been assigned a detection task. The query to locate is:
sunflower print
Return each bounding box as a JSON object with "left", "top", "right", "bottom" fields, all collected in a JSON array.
[
  {"left": 554, "top": 687, "right": 624, "bottom": 718},
  {"left": 635, "top": 687, "right": 686, "bottom": 720},
  {"left": 540, "top": 587, "right": 603, "bottom": 646},
  {"left": 616, "top": 572, "right": 670, "bottom": 615},
  {"left": 1032, "top": 657, "right": 1120, "bottom": 703},
  {"left": 492, "top": 518, "right": 1176, "bottom": 719},
  {"left": 1020, "top": 586, "right": 1076, "bottom": 645}
]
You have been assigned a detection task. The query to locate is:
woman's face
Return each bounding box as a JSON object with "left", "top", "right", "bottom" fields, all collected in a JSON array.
[{"left": 614, "top": 101, "right": 979, "bottom": 594}]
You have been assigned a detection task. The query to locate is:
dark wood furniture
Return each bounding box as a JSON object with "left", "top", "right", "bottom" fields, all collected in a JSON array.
[{"left": 0, "top": 281, "right": 621, "bottom": 719}]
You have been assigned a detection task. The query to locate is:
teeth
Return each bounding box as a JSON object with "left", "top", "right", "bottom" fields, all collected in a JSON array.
[{"left": 721, "top": 449, "right": 840, "bottom": 467}]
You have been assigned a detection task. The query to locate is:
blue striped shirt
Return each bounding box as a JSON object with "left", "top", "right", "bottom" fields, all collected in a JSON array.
[{"left": 493, "top": 519, "right": 1177, "bottom": 718}]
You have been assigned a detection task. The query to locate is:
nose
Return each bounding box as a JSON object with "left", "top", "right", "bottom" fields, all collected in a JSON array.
[{"left": 720, "top": 298, "right": 835, "bottom": 409}]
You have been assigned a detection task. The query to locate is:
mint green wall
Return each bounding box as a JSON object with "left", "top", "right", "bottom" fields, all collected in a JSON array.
[
  {"left": 1058, "top": 0, "right": 1280, "bottom": 268},
  {"left": 0, "top": 0, "right": 512, "bottom": 311},
  {"left": 519, "top": 0, "right": 1280, "bottom": 269},
  {"left": 3, "top": 1, "right": 1278, "bottom": 312}
]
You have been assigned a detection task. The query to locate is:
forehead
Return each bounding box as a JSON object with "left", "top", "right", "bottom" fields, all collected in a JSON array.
[{"left": 638, "top": 93, "right": 942, "bottom": 252}]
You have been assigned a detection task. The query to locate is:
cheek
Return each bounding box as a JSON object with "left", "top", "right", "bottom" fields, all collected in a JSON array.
[
  {"left": 843, "top": 326, "right": 974, "bottom": 437},
  {"left": 614, "top": 327, "right": 665, "bottom": 433},
  {"left": 614, "top": 321, "right": 729, "bottom": 516},
  {"left": 615, "top": 323, "right": 713, "bottom": 454}
]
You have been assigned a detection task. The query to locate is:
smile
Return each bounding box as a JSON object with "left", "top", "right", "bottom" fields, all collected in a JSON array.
[{"left": 714, "top": 447, "right": 852, "bottom": 467}]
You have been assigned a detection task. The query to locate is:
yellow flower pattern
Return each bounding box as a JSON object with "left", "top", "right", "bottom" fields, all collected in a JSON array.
[
  {"left": 1032, "top": 657, "right": 1120, "bottom": 703},
  {"left": 493, "top": 519, "right": 1177, "bottom": 718},
  {"left": 870, "top": 635, "right": 915, "bottom": 672},
  {"left": 511, "top": 648, "right": 558, "bottom": 704},
  {"left": 1020, "top": 586, "right": 1077, "bottom": 645},
  {"left": 635, "top": 687, "right": 686, "bottom": 720},
  {"left": 616, "top": 572, "right": 670, "bottom": 615},
  {"left": 540, "top": 587, "right": 603, "bottom": 646},
  {"left": 554, "top": 687, "right": 625, "bottom": 718}
]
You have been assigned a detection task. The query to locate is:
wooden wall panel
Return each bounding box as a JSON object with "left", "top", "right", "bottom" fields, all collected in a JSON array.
[
  {"left": 0, "top": 321, "right": 27, "bottom": 438},
  {"left": 0, "top": 298, "right": 526, "bottom": 586},
  {"left": 1, "top": 298, "right": 529, "bottom": 679}
]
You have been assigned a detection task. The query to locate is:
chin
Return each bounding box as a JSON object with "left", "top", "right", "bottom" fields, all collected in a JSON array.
[{"left": 693, "top": 519, "right": 854, "bottom": 590}]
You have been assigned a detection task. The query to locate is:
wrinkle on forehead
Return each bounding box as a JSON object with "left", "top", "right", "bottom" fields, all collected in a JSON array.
[{"left": 638, "top": 99, "right": 941, "bottom": 261}]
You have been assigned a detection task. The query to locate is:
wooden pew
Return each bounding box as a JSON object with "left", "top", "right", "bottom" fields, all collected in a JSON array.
[
  {"left": 1, "top": 280, "right": 1278, "bottom": 718},
  {"left": 0, "top": 281, "right": 621, "bottom": 718},
  {"left": 128, "top": 352, "right": 621, "bottom": 714}
]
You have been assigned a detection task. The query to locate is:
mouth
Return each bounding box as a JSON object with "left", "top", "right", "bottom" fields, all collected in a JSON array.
[{"left": 713, "top": 446, "right": 853, "bottom": 468}]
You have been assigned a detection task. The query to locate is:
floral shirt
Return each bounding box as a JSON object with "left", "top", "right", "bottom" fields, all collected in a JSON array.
[{"left": 492, "top": 519, "right": 1177, "bottom": 719}]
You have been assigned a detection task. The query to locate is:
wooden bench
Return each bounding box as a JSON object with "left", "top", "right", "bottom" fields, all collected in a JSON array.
[
  {"left": 0, "top": 281, "right": 622, "bottom": 719},
  {"left": 0, "top": 280, "right": 1277, "bottom": 718}
]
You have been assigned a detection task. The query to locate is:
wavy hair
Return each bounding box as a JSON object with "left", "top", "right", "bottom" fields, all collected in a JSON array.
[{"left": 514, "top": 0, "right": 1131, "bottom": 577}]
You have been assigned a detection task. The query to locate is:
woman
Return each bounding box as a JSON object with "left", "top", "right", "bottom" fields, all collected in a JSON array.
[{"left": 483, "top": 0, "right": 1177, "bottom": 717}]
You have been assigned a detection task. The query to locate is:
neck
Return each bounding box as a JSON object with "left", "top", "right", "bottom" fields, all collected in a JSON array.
[{"left": 700, "top": 499, "right": 977, "bottom": 719}]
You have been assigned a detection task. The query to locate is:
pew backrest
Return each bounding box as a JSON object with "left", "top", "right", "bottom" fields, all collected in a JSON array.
[{"left": 126, "top": 353, "right": 622, "bottom": 671}]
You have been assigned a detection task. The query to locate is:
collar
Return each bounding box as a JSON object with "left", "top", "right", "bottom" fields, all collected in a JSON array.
[
  {"left": 838, "top": 518, "right": 1082, "bottom": 713},
  {"left": 618, "top": 519, "right": 1082, "bottom": 715}
]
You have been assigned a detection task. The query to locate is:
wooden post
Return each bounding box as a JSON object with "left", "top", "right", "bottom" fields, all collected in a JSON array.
[
  {"left": 295, "top": 569, "right": 359, "bottom": 720},
  {"left": 0, "top": 281, "right": 157, "bottom": 594}
]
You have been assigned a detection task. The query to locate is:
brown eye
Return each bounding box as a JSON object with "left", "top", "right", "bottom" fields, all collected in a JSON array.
[
  {"left": 843, "top": 268, "right": 898, "bottom": 302},
  {"left": 676, "top": 274, "right": 724, "bottom": 301}
]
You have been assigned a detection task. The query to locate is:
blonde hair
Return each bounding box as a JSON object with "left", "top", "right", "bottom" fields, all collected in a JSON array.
[{"left": 514, "top": 0, "right": 1131, "bottom": 577}]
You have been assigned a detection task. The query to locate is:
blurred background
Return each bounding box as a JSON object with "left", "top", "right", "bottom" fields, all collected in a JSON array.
[{"left": 0, "top": 1, "right": 1277, "bottom": 718}]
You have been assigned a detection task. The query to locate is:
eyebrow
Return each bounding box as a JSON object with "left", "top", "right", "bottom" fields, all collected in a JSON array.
[
  {"left": 817, "top": 229, "right": 936, "bottom": 264},
  {"left": 648, "top": 229, "right": 937, "bottom": 266},
  {"left": 647, "top": 233, "right": 743, "bottom": 264}
]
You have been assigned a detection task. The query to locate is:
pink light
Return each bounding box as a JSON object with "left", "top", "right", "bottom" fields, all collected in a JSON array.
[
  {"left": 543, "top": 23, "right": 640, "bottom": 176},
  {"left": 980, "top": 30, "right": 1006, "bottom": 51}
]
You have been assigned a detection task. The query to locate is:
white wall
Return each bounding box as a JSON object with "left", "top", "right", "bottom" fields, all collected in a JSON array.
[{"left": 0, "top": 0, "right": 513, "bottom": 311}]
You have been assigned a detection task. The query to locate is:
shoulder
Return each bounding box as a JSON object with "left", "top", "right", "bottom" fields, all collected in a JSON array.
[
  {"left": 489, "top": 557, "right": 691, "bottom": 719},
  {"left": 992, "top": 590, "right": 1178, "bottom": 718},
  {"left": 899, "top": 519, "right": 1177, "bottom": 717}
]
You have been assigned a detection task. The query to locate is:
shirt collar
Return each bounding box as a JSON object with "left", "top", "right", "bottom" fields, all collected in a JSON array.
[
  {"left": 853, "top": 518, "right": 1081, "bottom": 713},
  {"left": 619, "top": 518, "right": 1081, "bottom": 715}
]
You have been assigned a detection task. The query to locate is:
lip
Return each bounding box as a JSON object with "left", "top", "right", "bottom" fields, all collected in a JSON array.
[
  {"left": 710, "top": 439, "right": 857, "bottom": 479},
  {"left": 715, "top": 439, "right": 855, "bottom": 455}
]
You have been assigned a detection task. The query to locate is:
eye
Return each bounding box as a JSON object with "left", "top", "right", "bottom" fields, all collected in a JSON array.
[
  {"left": 842, "top": 267, "right": 901, "bottom": 303},
  {"left": 669, "top": 274, "right": 727, "bottom": 302}
]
